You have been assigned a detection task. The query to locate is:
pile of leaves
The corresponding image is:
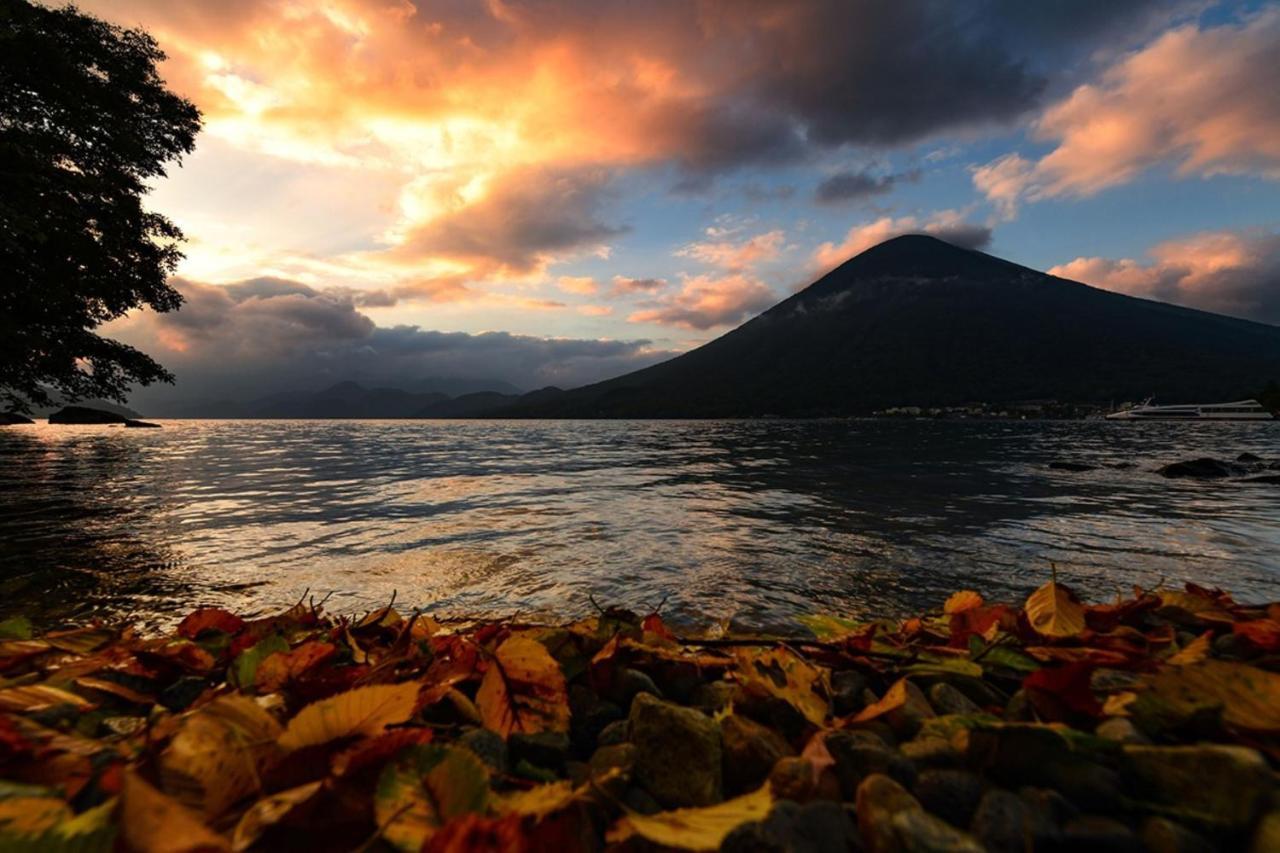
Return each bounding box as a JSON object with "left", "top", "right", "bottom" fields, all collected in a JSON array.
[{"left": 1, "top": 578, "right": 1278, "bottom": 851}]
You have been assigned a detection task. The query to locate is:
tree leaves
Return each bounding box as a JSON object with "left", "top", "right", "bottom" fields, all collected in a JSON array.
[
  {"left": 608, "top": 784, "right": 773, "bottom": 850},
  {"left": 475, "top": 636, "right": 570, "bottom": 738},
  {"left": 1025, "top": 580, "right": 1086, "bottom": 638},
  {"left": 278, "top": 683, "right": 421, "bottom": 751},
  {"left": 375, "top": 745, "right": 490, "bottom": 851},
  {"left": 733, "top": 646, "right": 830, "bottom": 725},
  {"left": 120, "top": 770, "right": 229, "bottom": 853},
  {"left": 944, "top": 590, "right": 983, "bottom": 615},
  {"left": 159, "top": 695, "right": 282, "bottom": 817}
]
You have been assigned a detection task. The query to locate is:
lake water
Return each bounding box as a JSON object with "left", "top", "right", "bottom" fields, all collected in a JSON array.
[{"left": 1, "top": 419, "right": 1277, "bottom": 631}]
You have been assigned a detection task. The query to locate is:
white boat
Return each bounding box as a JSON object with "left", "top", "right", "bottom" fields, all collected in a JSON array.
[{"left": 1105, "top": 398, "right": 1275, "bottom": 421}]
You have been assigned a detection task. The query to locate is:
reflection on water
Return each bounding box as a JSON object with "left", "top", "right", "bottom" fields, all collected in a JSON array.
[{"left": 1, "top": 419, "right": 1277, "bottom": 630}]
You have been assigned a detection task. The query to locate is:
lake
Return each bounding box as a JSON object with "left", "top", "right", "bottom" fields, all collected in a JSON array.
[{"left": 1, "top": 418, "right": 1277, "bottom": 631}]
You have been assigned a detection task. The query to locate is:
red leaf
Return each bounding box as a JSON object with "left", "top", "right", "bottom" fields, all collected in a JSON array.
[
  {"left": 1234, "top": 619, "right": 1280, "bottom": 652},
  {"left": 948, "top": 604, "right": 1017, "bottom": 647},
  {"left": 330, "top": 728, "right": 434, "bottom": 777},
  {"left": 640, "top": 613, "right": 675, "bottom": 642},
  {"left": 1023, "top": 663, "right": 1102, "bottom": 719},
  {"left": 255, "top": 641, "right": 337, "bottom": 692},
  {"left": 177, "top": 608, "right": 246, "bottom": 640}
]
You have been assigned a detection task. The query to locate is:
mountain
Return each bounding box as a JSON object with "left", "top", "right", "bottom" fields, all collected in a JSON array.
[
  {"left": 500, "top": 235, "right": 1280, "bottom": 418},
  {"left": 28, "top": 397, "right": 141, "bottom": 419}
]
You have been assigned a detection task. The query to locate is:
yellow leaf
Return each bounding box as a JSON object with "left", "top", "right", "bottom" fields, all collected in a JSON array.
[
  {"left": 278, "top": 682, "right": 420, "bottom": 752},
  {"left": 120, "top": 769, "right": 230, "bottom": 853},
  {"left": 494, "top": 769, "right": 621, "bottom": 819},
  {"left": 733, "top": 646, "right": 830, "bottom": 726},
  {"left": 375, "top": 745, "right": 490, "bottom": 851},
  {"left": 1024, "top": 581, "right": 1085, "bottom": 638},
  {"left": 608, "top": 784, "right": 773, "bottom": 850},
  {"left": 43, "top": 626, "right": 116, "bottom": 654},
  {"left": 0, "top": 684, "right": 94, "bottom": 712},
  {"left": 1167, "top": 631, "right": 1211, "bottom": 666},
  {"left": 231, "top": 781, "right": 322, "bottom": 852},
  {"left": 1102, "top": 691, "right": 1137, "bottom": 716},
  {"left": 944, "top": 590, "right": 983, "bottom": 615},
  {"left": 1138, "top": 660, "right": 1280, "bottom": 733},
  {"left": 160, "top": 695, "right": 283, "bottom": 817},
  {"left": 476, "top": 636, "right": 570, "bottom": 737},
  {"left": 851, "top": 678, "right": 908, "bottom": 723},
  {"left": 0, "top": 796, "right": 72, "bottom": 835}
]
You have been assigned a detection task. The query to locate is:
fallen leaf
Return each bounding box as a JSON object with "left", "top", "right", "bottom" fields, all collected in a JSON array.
[
  {"left": 944, "top": 590, "right": 983, "bottom": 615},
  {"left": 796, "top": 614, "right": 864, "bottom": 641},
  {"left": 0, "top": 796, "right": 72, "bottom": 835},
  {"left": 178, "top": 609, "right": 246, "bottom": 640},
  {"left": 330, "top": 728, "right": 434, "bottom": 777},
  {"left": 733, "top": 646, "right": 830, "bottom": 726},
  {"left": 1232, "top": 619, "right": 1280, "bottom": 652},
  {"left": 1025, "top": 581, "right": 1086, "bottom": 638},
  {"left": 0, "top": 616, "right": 33, "bottom": 640},
  {"left": 231, "top": 781, "right": 322, "bottom": 851},
  {"left": 120, "top": 769, "right": 230, "bottom": 852},
  {"left": 0, "top": 684, "right": 94, "bottom": 713},
  {"left": 43, "top": 626, "right": 116, "bottom": 655},
  {"left": 607, "top": 784, "right": 773, "bottom": 850},
  {"left": 231, "top": 635, "right": 289, "bottom": 689},
  {"left": 278, "top": 682, "right": 420, "bottom": 751},
  {"left": 1133, "top": 660, "right": 1280, "bottom": 734},
  {"left": 1167, "top": 631, "right": 1212, "bottom": 665},
  {"left": 422, "top": 813, "right": 528, "bottom": 853},
  {"left": 1023, "top": 663, "right": 1102, "bottom": 718},
  {"left": 253, "top": 641, "right": 336, "bottom": 693},
  {"left": 476, "top": 636, "right": 570, "bottom": 737},
  {"left": 850, "top": 678, "right": 908, "bottom": 723},
  {"left": 375, "top": 744, "right": 490, "bottom": 851}
]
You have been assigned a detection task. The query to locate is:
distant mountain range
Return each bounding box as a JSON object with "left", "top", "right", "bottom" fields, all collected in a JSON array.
[
  {"left": 112, "top": 236, "right": 1280, "bottom": 420},
  {"left": 496, "top": 235, "right": 1280, "bottom": 418}
]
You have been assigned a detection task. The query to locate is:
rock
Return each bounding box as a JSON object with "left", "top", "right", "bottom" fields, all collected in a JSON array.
[
  {"left": 826, "top": 731, "right": 916, "bottom": 797},
  {"left": 887, "top": 809, "right": 984, "bottom": 853},
  {"left": 1237, "top": 452, "right": 1264, "bottom": 463},
  {"left": 927, "top": 683, "right": 980, "bottom": 716},
  {"left": 48, "top": 405, "right": 128, "bottom": 425},
  {"left": 722, "top": 800, "right": 861, "bottom": 853},
  {"left": 1120, "top": 744, "right": 1271, "bottom": 830},
  {"left": 832, "top": 670, "right": 869, "bottom": 716},
  {"left": 967, "top": 724, "right": 1122, "bottom": 812},
  {"left": 622, "top": 786, "right": 662, "bottom": 816},
  {"left": 769, "top": 756, "right": 820, "bottom": 803},
  {"left": 970, "top": 788, "right": 1056, "bottom": 853},
  {"left": 1139, "top": 816, "right": 1216, "bottom": 853},
  {"left": 884, "top": 681, "right": 935, "bottom": 738},
  {"left": 1049, "top": 461, "right": 1095, "bottom": 471},
  {"left": 508, "top": 731, "right": 569, "bottom": 772},
  {"left": 1017, "top": 786, "right": 1079, "bottom": 827},
  {"left": 0, "top": 412, "right": 34, "bottom": 425},
  {"left": 457, "top": 727, "right": 507, "bottom": 774},
  {"left": 1212, "top": 631, "right": 1257, "bottom": 659},
  {"left": 596, "top": 719, "right": 628, "bottom": 747},
  {"left": 1061, "top": 816, "right": 1140, "bottom": 852},
  {"left": 912, "top": 769, "right": 984, "bottom": 828},
  {"left": 1250, "top": 812, "right": 1280, "bottom": 853},
  {"left": 612, "top": 667, "right": 662, "bottom": 709},
  {"left": 1094, "top": 717, "right": 1149, "bottom": 744},
  {"left": 1157, "top": 457, "right": 1243, "bottom": 479},
  {"left": 124, "top": 419, "right": 161, "bottom": 428},
  {"left": 855, "top": 774, "right": 923, "bottom": 853},
  {"left": 690, "top": 679, "right": 737, "bottom": 714},
  {"left": 721, "top": 713, "right": 795, "bottom": 794},
  {"left": 1003, "top": 689, "right": 1034, "bottom": 721},
  {"left": 628, "top": 693, "right": 722, "bottom": 807},
  {"left": 899, "top": 737, "right": 961, "bottom": 769},
  {"left": 569, "top": 684, "right": 622, "bottom": 753},
  {"left": 588, "top": 742, "right": 635, "bottom": 775}
]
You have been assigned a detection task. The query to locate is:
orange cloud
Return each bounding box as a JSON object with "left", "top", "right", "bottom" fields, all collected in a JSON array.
[
  {"left": 975, "top": 9, "right": 1280, "bottom": 212},
  {"left": 628, "top": 273, "right": 775, "bottom": 330},
  {"left": 677, "top": 229, "right": 786, "bottom": 271},
  {"left": 812, "top": 212, "right": 990, "bottom": 271}
]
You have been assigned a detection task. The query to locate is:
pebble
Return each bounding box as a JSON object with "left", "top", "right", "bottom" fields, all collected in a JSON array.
[
  {"left": 628, "top": 692, "right": 722, "bottom": 807},
  {"left": 722, "top": 799, "right": 862, "bottom": 853},
  {"left": 456, "top": 727, "right": 507, "bottom": 774},
  {"left": 826, "top": 730, "right": 917, "bottom": 797},
  {"left": 507, "top": 730, "right": 569, "bottom": 772},
  {"left": 1061, "top": 815, "right": 1141, "bottom": 852},
  {"left": 1139, "top": 816, "right": 1216, "bottom": 853},
  {"left": 927, "top": 683, "right": 980, "bottom": 716},
  {"left": 832, "top": 670, "right": 869, "bottom": 716},
  {"left": 721, "top": 713, "right": 795, "bottom": 794},
  {"left": 912, "top": 769, "right": 984, "bottom": 828},
  {"left": 1120, "top": 744, "right": 1271, "bottom": 830},
  {"left": 970, "top": 788, "right": 1055, "bottom": 853}
]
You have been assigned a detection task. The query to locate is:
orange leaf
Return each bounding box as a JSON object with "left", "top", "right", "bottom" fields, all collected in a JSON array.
[
  {"left": 850, "top": 678, "right": 908, "bottom": 723},
  {"left": 1167, "top": 631, "right": 1212, "bottom": 665},
  {"left": 254, "top": 641, "right": 337, "bottom": 693},
  {"left": 1233, "top": 619, "right": 1280, "bottom": 652},
  {"left": 476, "top": 636, "right": 570, "bottom": 738},
  {"left": 178, "top": 608, "right": 246, "bottom": 639},
  {"left": 943, "top": 590, "right": 983, "bottom": 615},
  {"left": 1025, "top": 581, "right": 1086, "bottom": 638}
]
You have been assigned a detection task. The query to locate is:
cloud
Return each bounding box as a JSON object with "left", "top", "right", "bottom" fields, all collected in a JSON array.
[
  {"left": 609, "top": 276, "right": 669, "bottom": 296},
  {"left": 107, "top": 278, "right": 673, "bottom": 401},
  {"left": 676, "top": 229, "right": 786, "bottom": 271},
  {"left": 812, "top": 211, "right": 992, "bottom": 270},
  {"left": 557, "top": 275, "right": 599, "bottom": 295},
  {"left": 628, "top": 273, "right": 776, "bottom": 330},
  {"left": 975, "top": 9, "right": 1280, "bottom": 212},
  {"left": 814, "top": 169, "right": 917, "bottom": 204},
  {"left": 1049, "top": 229, "right": 1280, "bottom": 324}
]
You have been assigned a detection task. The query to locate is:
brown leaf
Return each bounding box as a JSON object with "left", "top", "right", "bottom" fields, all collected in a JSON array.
[
  {"left": 476, "top": 636, "right": 570, "bottom": 737},
  {"left": 178, "top": 609, "right": 246, "bottom": 640},
  {"left": 121, "top": 769, "right": 230, "bottom": 852}
]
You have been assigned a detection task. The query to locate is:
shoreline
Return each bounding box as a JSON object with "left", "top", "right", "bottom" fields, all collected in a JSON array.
[{"left": 1, "top": 580, "right": 1277, "bottom": 850}]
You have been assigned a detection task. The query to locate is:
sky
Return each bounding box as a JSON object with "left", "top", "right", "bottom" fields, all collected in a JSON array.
[{"left": 82, "top": 0, "right": 1280, "bottom": 403}]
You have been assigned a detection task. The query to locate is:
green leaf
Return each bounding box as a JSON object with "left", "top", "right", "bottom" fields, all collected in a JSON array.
[
  {"left": 0, "top": 616, "right": 33, "bottom": 640},
  {"left": 796, "top": 614, "right": 863, "bottom": 640},
  {"left": 375, "top": 745, "right": 489, "bottom": 851},
  {"left": 231, "top": 635, "right": 289, "bottom": 689}
]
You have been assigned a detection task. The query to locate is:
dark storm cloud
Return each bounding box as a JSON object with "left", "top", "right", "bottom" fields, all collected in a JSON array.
[
  {"left": 115, "top": 279, "right": 674, "bottom": 405},
  {"left": 815, "top": 169, "right": 920, "bottom": 204},
  {"left": 929, "top": 222, "right": 993, "bottom": 252}
]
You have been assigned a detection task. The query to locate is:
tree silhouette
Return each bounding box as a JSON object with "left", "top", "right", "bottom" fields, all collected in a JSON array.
[{"left": 0, "top": 1, "right": 200, "bottom": 413}]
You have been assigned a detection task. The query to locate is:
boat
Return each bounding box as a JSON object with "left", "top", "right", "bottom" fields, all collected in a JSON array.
[{"left": 1105, "top": 398, "right": 1276, "bottom": 421}]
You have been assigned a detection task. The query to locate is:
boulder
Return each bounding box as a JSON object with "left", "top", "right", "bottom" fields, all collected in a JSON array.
[
  {"left": 967, "top": 724, "right": 1122, "bottom": 812},
  {"left": 628, "top": 693, "right": 722, "bottom": 807},
  {"left": 888, "top": 809, "right": 984, "bottom": 853},
  {"left": 899, "top": 736, "right": 962, "bottom": 769},
  {"left": 1120, "top": 744, "right": 1271, "bottom": 830},
  {"left": 0, "top": 412, "right": 34, "bottom": 425},
  {"left": 1157, "top": 457, "right": 1242, "bottom": 479},
  {"left": 1250, "top": 812, "right": 1280, "bottom": 853},
  {"left": 721, "top": 713, "right": 794, "bottom": 794},
  {"left": 48, "top": 405, "right": 129, "bottom": 425}
]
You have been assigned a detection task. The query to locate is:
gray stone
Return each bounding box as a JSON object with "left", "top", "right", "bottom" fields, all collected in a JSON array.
[
  {"left": 832, "top": 670, "right": 869, "bottom": 716},
  {"left": 855, "top": 774, "right": 923, "bottom": 853},
  {"left": 927, "top": 683, "right": 980, "bottom": 716},
  {"left": 967, "top": 724, "right": 1122, "bottom": 812},
  {"left": 722, "top": 800, "right": 862, "bottom": 853},
  {"left": 690, "top": 679, "right": 737, "bottom": 713},
  {"left": 899, "top": 737, "right": 961, "bottom": 769},
  {"left": 721, "top": 713, "right": 795, "bottom": 794},
  {"left": 613, "top": 666, "right": 662, "bottom": 709},
  {"left": 457, "top": 727, "right": 507, "bottom": 774},
  {"left": 1121, "top": 744, "right": 1271, "bottom": 830},
  {"left": 628, "top": 692, "right": 722, "bottom": 807},
  {"left": 1061, "top": 815, "right": 1140, "bottom": 852},
  {"left": 970, "top": 788, "right": 1055, "bottom": 853},
  {"left": 912, "top": 769, "right": 984, "bottom": 828},
  {"left": 826, "top": 731, "right": 916, "bottom": 797},
  {"left": 596, "top": 719, "right": 628, "bottom": 747},
  {"left": 888, "top": 809, "right": 985, "bottom": 853},
  {"left": 508, "top": 730, "right": 570, "bottom": 771}
]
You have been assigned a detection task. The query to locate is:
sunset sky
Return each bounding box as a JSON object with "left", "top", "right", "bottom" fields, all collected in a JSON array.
[{"left": 84, "top": 0, "right": 1280, "bottom": 402}]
